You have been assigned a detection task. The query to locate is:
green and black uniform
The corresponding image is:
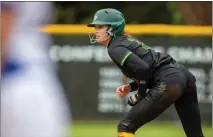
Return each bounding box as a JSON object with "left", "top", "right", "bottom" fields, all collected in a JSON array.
[
  {"left": 108, "top": 35, "right": 204, "bottom": 137},
  {"left": 88, "top": 8, "right": 204, "bottom": 137}
]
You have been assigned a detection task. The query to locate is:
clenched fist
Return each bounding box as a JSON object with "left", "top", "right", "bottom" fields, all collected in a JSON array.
[{"left": 116, "top": 84, "right": 131, "bottom": 98}]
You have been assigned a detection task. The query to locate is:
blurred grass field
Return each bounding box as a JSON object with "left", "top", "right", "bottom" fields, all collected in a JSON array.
[{"left": 70, "top": 120, "right": 212, "bottom": 137}]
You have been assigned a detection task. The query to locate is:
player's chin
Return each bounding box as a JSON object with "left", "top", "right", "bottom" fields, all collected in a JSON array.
[{"left": 96, "top": 39, "right": 104, "bottom": 44}]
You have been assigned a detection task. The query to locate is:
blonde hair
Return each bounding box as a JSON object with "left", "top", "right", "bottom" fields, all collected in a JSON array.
[{"left": 122, "top": 32, "right": 138, "bottom": 40}]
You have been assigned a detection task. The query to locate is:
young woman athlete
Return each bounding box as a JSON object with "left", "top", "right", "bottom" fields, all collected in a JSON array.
[{"left": 87, "top": 8, "right": 205, "bottom": 137}]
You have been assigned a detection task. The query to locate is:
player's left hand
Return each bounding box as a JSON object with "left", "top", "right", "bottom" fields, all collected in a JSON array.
[{"left": 116, "top": 84, "right": 131, "bottom": 98}]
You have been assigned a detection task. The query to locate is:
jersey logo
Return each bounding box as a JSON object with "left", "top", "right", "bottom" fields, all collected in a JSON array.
[{"left": 127, "top": 37, "right": 152, "bottom": 50}]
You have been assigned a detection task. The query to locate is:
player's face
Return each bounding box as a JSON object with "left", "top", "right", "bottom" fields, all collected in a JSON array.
[
  {"left": 88, "top": 25, "right": 111, "bottom": 45},
  {"left": 94, "top": 25, "right": 108, "bottom": 37},
  {"left": 94, "top": 25, "right": 110, "bottom": 44}
]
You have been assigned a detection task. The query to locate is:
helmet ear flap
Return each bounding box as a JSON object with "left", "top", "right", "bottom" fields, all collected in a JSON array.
[
  {"left": 107, "top": 27, "right": 114, "bottom": 37},
  {"left": 107, "top": 27, "right": 118, "bottom": 37}
]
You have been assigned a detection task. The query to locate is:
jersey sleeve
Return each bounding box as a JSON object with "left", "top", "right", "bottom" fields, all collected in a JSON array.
[
  {"left": 108, "top": 44, "right": 131, "bottom": 66},
  {"left": 109, "top": 44, "right": 150, "bottom": 80}
]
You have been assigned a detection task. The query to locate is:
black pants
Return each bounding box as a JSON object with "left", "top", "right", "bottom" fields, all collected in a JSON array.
[{"left": 118, "top": 63, "right": 204, "bottom": 137}]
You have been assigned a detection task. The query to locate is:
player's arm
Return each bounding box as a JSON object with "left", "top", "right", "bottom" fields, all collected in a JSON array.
[
  {"left": 123, "top": 75, "right": 138, "bottom": 91},
  {"left": 1, "top": 2, "right": 14, "bottom": 62},
  {"left": 129, "top": 81, "right": 138, "bottom": 91},
  {"left": 109, "top": 45, "right": 150, "bottom": 81}
]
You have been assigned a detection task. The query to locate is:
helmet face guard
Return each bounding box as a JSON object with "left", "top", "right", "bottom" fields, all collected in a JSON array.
[
  {"left": 88, "top": 27, "right": 119, "bottom": 44},
  {"left": 87, "top": 8, "right": 125, "bottom": 44},
  {"left": 88, "top": 30, "right": 111, "bottom": 44}
]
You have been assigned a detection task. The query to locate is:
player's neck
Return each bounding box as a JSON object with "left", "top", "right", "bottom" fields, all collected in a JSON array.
[{"left": 104, "top": 38, "right": 112, "bottom": 47}]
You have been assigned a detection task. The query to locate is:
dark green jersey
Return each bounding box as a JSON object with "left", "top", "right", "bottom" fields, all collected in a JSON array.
[{"left": 107, "top": 35, "right": 174, "bottom": 88}]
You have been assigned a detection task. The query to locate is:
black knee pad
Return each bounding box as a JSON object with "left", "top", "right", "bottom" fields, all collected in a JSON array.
[{"left": 117, "top": 120, "right": 137, "bottom": 133}]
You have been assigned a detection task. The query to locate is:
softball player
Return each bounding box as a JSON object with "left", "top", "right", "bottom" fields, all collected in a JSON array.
[{"left": 87, "top": 8, "right": 205, "bottom": 137}]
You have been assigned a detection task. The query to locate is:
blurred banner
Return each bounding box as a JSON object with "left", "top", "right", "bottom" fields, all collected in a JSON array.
[{"left": 45, "top": 25, "right": 212, "bottom": 122}]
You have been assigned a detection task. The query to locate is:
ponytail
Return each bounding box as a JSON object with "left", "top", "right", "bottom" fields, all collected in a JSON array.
[{"left": 122, "top": 32, "right": 139, "bottom": 41}]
